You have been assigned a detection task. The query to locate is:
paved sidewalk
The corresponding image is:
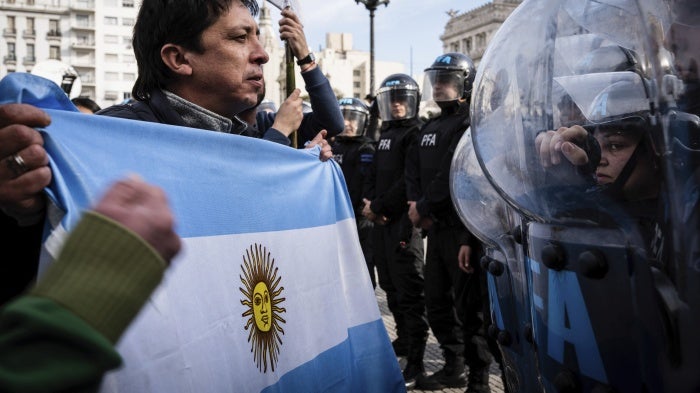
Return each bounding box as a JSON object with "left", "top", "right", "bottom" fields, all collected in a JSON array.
[{"left": 376, "top": 287, "right": 506, "bottom": 393}]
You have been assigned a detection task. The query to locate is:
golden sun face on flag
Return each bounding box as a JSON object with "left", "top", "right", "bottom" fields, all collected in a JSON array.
[{"left": 240, "top": 244, "right": 287, "bottom": 372}]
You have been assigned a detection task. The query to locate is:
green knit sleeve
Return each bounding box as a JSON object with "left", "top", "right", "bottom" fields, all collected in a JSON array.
[
  {"left": 31, "top": 211, "right": 167, "bottom": 343},
  {"left": 0, "top": 296, "right": 121, "bottom": 393}
]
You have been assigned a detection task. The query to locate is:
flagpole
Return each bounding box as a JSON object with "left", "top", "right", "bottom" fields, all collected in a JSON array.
[{"left": 285, "top": 40, "right": 297, "bottom": 148}]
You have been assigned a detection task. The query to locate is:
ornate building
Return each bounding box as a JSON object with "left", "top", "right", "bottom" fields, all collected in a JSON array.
[{"left": 440, "top": 0, "right": 523, "bottom": 66}]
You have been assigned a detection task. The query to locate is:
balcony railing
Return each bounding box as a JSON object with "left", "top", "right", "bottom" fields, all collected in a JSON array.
[
  {"left": 22, "top": 29, "right": 35, "bottom": 38},
  {"left": 47, "top": 30, "right": 62, "bottom": 42},
  {"left": 3, "top": 28, "right": 17, "bottom": 37},
  {"left": 3, "top": 54, "right": 17, "bottom": 64},
  {"left": 23, "top": 55, "right": 35, "bottom": 64}
]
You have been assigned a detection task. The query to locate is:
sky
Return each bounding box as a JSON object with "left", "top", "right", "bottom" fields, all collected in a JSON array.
[{"left": 264, "top": 0, "right": 490, "bottom": 77}]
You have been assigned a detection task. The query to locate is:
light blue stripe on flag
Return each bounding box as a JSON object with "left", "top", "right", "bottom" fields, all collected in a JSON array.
[{"left": 0, "top": 73, "right": 405, "bottom": 393}]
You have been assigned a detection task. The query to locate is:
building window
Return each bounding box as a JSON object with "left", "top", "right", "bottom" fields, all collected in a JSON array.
[
  {"left": 105, "top": 72, "right": 119, "bottom": 81},
  {"left": 123, "top": 54, "right": 135, "bottom": 63},
  {"left": 48, "top": 19, "right": 60, "bottom": 36},
  {"left": 122, "top": 18, "right": 134, "bottom": 27},
  {"left": 353, "top": 70, "right": 361, "bottom": 77},
  {"left": 49, "top": 45, "right": 60, "bottom": 60},
  {"left": 5, "top": 43, "right": 16, "bottom": 62},
  {"left": 123, "top": 92, "right": 132, "bottom": 101},
  {"left": 5, "top": 16, "right": 16, "bottom": 35},
  {"left": 353, "top": 81, "right": 361, "bottom": 88},
  {"left": 25, "top": 17, "right": 35, "bottom": 36},
  {"left": 123, "top": 72, "right": 135, "bottom": 81},
  {"left": 25, "top": 43, "right": 35, "bottom": 63},
  {"left": 451, "top": 42, "right": 459, "bottom": 52},
  {"left": 463, "top": 38, "right": 472, "bottom": 53},
  {"left": 105, "top": 53, "right": 118, "bottom": 62},
  {"left": 75, "top": 14, "right": 90, "bottom": 28},
  {"left": 104, "top": 34, "right": 118, "bottom": 44},
  {"left": 476, "top": 33, "right": 486, "bottom": 48},
  {"left": 122, "top": 0, "right": 134, "bottom": 7},
  {"left": 27, "top": 0, "right": 35, "bottom": 5},
  {"left": 104, "top": 17, "right": 118, "bottom": 25}
]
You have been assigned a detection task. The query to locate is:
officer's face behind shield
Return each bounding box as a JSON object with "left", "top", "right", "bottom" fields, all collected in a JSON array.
[
  {"left": 376, "top": 90, "right": 418, "bottom": 121},
  {"left": 425, "top": 70, "right": 464, "bottom": 102},
  {"left": 340, "top": 109, "right": 368, "bottom": 137},
  {"left": 465, "top": 0, "right": 700, "bottom": 390}
]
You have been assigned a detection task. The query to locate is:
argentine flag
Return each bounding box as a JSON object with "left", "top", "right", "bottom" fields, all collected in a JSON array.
[{"left": 0, "top": 74, "right": 405, "bottom": 393}]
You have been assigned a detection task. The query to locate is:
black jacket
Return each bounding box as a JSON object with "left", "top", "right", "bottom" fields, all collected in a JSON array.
[
  {"left": 364, "top": 118, "right": 422, "bottom": 220},
  {"left": 332, "top": 135, "right": 375, "bottom": 215},
  {"left": 406, "top": 101, "right": 472, "bottom": 241}
]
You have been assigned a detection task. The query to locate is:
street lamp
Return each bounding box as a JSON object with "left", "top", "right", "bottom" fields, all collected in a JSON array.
[{"left": 354, "top": 0, "right": 389, "bottom": 97}]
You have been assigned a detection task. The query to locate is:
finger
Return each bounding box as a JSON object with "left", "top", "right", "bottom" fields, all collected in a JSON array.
[
  {"left": 2, "top": 144, "right": 49, "bottom": 181},
  {"left": 537, "top": 131, "right": 553, "bottom": 167},
  {"left": 0, "top": 124, "right": 45, "bottom": 159},
  {"left": 0, "top": 166, "right": 51, "bottom": 205},
  {"left": 549, "top": 133, "right": 563, "bottom": 165},
  {"left": 0, "top": 104, "right": 51, "bottom": 129},
  {"left": 560, "top": 125, "right": 588, "bottom": 143},
  {"left": 561, "top": 141, "right": 589, "bottom": 166},
  {"left": 280, "top": 8, "right": 300, "bottom": 23}
]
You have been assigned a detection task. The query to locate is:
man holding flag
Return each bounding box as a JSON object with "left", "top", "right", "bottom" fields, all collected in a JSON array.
[
  {"left": 0, "top": 0, "right": 404, "bottom": 391},
  {"left": 0, "top": 0, "right": 339, "bottom": 303}
]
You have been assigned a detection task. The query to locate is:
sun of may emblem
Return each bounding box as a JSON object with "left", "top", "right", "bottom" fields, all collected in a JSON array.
[{"left": 239, "top": 243, "right": 287, "bottom": 373}]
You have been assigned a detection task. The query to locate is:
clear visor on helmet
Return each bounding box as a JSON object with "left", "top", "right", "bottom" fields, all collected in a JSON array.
[
  {"left": 552, "top": 71, "right": 650, "bottom": 128},
  {"left": 424, "top": 70, "right": 465, "bottom": 102},
  {"left": 376, "top": 88, "right": 418, "bottom": 121},
  {"left": 340, "top": 109, "right": 368, "bottom": 136}
]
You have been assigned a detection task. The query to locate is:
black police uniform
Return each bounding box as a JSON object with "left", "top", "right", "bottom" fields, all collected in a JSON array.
[
  {"left": 331, "top": 134, "right": 377, "bottom": 287},
  {"left": 364, "top": 118, "right": 429, "bottom": 366},
  {"left": 406, "top": 101, "right": 495, "bottom": 387}
]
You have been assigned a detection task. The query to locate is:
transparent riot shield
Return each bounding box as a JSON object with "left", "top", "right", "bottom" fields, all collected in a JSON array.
[{"left": 455, "top": 0, "right": 700, "bottom": 391}]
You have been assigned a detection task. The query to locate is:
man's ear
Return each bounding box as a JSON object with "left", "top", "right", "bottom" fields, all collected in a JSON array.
[{"left": 161, "top": 44, "right": 193, "bottom": 76}]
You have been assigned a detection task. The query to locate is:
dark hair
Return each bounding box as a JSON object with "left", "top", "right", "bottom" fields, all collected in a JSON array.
[
  {"left": 71, "top": 96, "right": 102, "bottom": 113},
  {"left": 131, "top": 0, "right": 259, "bottom": 101}
]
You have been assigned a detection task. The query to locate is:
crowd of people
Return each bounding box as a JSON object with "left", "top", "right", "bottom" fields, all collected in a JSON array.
[{"left": 0, "top": 0, "right": 698, "bottom": 391}]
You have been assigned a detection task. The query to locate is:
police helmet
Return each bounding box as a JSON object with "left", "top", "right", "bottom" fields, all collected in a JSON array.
[
  {"left": 424, "top": 52, "right": 476, "bottom": 102},
  {"left": 338, "top": 97, "right": 370, "bottom": 137},
  {"left": 375, "top": 73, "right": 420, "bottom": 122}
]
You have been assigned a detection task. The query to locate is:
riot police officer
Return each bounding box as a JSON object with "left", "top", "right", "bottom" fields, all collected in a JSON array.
[
  {"left": 332, "top": 98, "right": 377, "bottom": 287},
  {"left": 452, "top": 0, "right": 700, "bottom": 391},
  {"left": 406, "top": 53, "right": 497, "bottom": 392},
  {"left": 361, "top": 74, "right": 428, "bottom": 388}
]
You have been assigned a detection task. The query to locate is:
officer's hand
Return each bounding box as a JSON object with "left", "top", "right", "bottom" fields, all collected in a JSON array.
[
  {"left": 458, "top": 245, "right": 473, "bottom": 274},
  {"left": 535, "top": 125, "right": 589, "bottom": 168},
  {"left": 419, "top": 216, "right": 433, "bottom": 231},
  {"left": 0, "top": 103, "right": 52, "bottom": 226},
  {"left": 407, "top": 201, "right": 421, "bottom": 227},
  {"left": 93, "top": 177, "right": 181, "bottom": 263},
  {"left": 272, "top": 89, "right": 303, "bottom": 137},
  {"left": 305, "top": 130, "right": 332, "bottom": 161},
  {"left": 362, "top": 198, "right": 376, "bottom": 221}
]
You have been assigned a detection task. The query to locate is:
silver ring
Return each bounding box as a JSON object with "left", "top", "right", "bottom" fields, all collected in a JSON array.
[{"left": 5, "top": 153, "right": 28, "bottom": 177}]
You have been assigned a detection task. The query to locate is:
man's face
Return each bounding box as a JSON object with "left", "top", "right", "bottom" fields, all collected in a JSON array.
[
  {"left": 432, "top": 78, "right": 460, "bottom": 102},
  {"left": 342, "top": 118, "right": 358, "bottom": 136},
  {"left": 180, "top": 1, "right": 269, "bottom": 118},
  {"left": 391, "top": 100, "right": 408, "bottom": 119}
]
